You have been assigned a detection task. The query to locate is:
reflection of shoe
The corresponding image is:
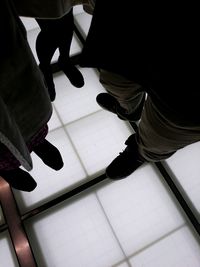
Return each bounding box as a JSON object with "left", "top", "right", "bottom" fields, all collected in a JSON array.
[
  {"left": 96, "top": 93, "right": 145, "bottom": 121},
  {"left": 58, "top": 57, "right": 84, "bottom": 88},
  {"left": 106, "top": 134, "right": 145, "bottom": 180},
  {"left": 39, "top": 64, "right": 56, "bottom": 102},
  {"left": 0, "top": 168, "right": 37, "bottom": 192},
  {"left": 33, "top": 139, "right": 64, "bottom": 171}
]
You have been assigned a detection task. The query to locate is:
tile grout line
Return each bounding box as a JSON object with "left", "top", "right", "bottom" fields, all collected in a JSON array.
[
  {"left": 95, "top": 192, "right": 132, "bottom": 267},
  {"left": 95, "top": 190, "right": 187, "bottom": 265},
  {"left": 126, "top": 224, "right": 186, "bottom": 260},
  {"left": 51, "top": 104, "right": 89, "bottom": 177},
  {"left": 49, "top": 106, "right": 103, "bottom": 133},
  {"left": 111, "top": 259, "right": 130, "bottom": 267}
]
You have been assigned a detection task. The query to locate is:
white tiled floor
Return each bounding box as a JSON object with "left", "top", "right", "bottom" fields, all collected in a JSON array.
[
  {"left": 96, "top": 165, "right": 185, "bottom": 256},
  {"left": 0, "top": 231, "right": 19, "bottom": 267},
  {"left": 13, "top": 127, "right": 87, "bottom": 214},
  {"left": 66, "top": 111, "right": 132, "bottom": 176},
  {"left": 53, "top": 68, "right": 105, "bottom": 124},
  {"left": 1, "top": 8, "right": 200, "bottom": 267},
  {"left": 129, "top": 226, "right": 200, "bottom": 267},
  {"left": 25, "top": 194, "right": 125, "bottom": 267},
  {"left": 74, "top": 10, "right": 93, "bottom": 38},
  {"left": 23, "top": 169, "right": 200, "bottom": 267},
  {"left": 166, "top": 142, "right": 200, "bottom": 215}
]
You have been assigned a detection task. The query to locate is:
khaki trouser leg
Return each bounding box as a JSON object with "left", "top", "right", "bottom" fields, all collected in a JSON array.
[
  {"left": 137, "top": 96, "right": 200, "bottom": 161},
  {"left": 99, "top": 70, "right": 200, "bottom": 162},
  {"left": 99, "top": 70, "right": 145, "bottom": 114}
]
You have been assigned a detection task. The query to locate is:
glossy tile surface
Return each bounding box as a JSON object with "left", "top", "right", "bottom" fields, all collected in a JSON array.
[
  {"left": 25, "top": 194, "right": 125, "bottom": 267},
  {"left": 129, "top": 226, "right": 200, "bottom": 267},
  {"left": 0, "top": 231, "right": 19, "bottom": 267}
]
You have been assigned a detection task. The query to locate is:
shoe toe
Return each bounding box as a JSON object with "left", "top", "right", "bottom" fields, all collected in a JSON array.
[{"left": 96, "top": 93, "right": 119, "bottom": 112}]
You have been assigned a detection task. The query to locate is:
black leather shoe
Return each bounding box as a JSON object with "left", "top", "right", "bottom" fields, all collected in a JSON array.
[
  {"left": 33, "top": 139, "right": 64, "bottom": 171},
  {"left": 106, "top": 134, "right": 145, "bottom": 179},
  {"left": 96, "top": 93, "right": 145, "bottom": 121},
  {"left": 58, "top": 57, "right": 84, "bottom": 88},
  {"left": 0, "top": 168, "right": 37, "bottom": 192}
]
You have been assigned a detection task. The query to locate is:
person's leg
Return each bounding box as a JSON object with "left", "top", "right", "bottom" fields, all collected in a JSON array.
[
  {"left": 36, "top": 18, "right": 58, "bottom": 101},
  {"left": 57, "top": 9, "right": 84, "bottom": 88},
  {"left": 136, "top": 96, "right": 200, "bottom": 161},
  {"left": 98, "top": 70, "right": 145, "bottom": 121},
  {"left": 106, "top": 95, "right": 200, "bottom": 179},
  {"left": 36, "top": 10, "right": 84, "bottom": 90}
]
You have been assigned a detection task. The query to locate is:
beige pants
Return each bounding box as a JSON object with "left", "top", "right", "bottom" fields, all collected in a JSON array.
[{"left": 100, "top": 70, "right": 200, "bottom": 162}]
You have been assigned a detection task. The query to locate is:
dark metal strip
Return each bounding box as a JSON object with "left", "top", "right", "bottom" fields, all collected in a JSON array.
[
  {"left": 0, "top": 177, "right": 38, "bottom": 267},
  {"left": 155, "top": 162, "right": 200, "bottom": 236},
  {"left": 22, "top": 174, "right": 107, "bottom": 220}
]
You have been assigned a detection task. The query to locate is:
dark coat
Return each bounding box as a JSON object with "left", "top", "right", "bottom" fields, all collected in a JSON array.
[
  {"left": 0, "top": 0, "right": 52, "bottom": 170},
  {"left": 80, "top": 0, "right": 200, "bottom": 125}
]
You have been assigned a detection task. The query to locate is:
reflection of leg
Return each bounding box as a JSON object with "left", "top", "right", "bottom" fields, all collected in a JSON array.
[
  {"left": 57, "top": 10, "right": 84, "bottom": 88},
  {"left": 0, "top": 168, "right": 37, "bottom": 192},
  {"left": 98, "top": 70, "right": 145, "bottom": 121},
  {"left": 33, "top": 139, "right": 64, "bottom": 170},
  {"left": 35, "top": 23, "right": 57, "bottom": 101}
]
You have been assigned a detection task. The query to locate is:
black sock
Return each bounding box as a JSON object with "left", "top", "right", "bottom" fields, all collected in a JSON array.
[
  {"left": 33, "top": 139, "right": 64, "bottom": 170},
  {"left": 39, "top": 64, "right": 56, "bottom": 101},
  {"left": 0, "top": 168, "right": 37, "bottom": 192}
]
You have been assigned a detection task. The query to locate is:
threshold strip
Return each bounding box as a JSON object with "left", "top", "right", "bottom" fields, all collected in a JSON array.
[{"left": 0, "top": 177, "right": 37, "bottom": 267}]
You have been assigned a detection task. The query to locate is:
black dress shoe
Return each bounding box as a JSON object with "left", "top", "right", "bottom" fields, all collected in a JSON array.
[
  {"left": 106, "top": 134, "right": 145, "bottom": 179},
  {"left": 0, "top": 168, "right": 37, "bottom": 192},
  {"left": 96, "top": 93, "right": 145, "bottom": 121},
  {"left": 33, "top": 139, "right": 64, "bottom": 171},
  {"left": 58, "top": 57, "right": 84, "bottom": 88}
]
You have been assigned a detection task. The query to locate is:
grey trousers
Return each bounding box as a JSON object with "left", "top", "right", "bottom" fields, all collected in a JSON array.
[{"left": 100, "top": 70, "right": 200, "bottom": 162}]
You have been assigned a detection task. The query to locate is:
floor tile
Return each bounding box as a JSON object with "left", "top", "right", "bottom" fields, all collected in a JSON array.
[
  {"left": 0, "top": 231, "right": 19, "bottom": 267},
  {"left": 97, "top": 164, "right": 185, "bottom": 256},
  {"left": 20, "top": 17, "right": 38, "bottom": 31},
  {"left": 53, "top": 68, "right": 105, "bottom": 124},
  {"left": 165, "top": 142, "right": 200, "bottom": 214},
  {"left": 66, "top": 110, "right": 132, "bottom": 176},
  {"left": 48, "top": 105, "right": 62, "bottom": 131},
  {"left": 25, "top": 194, "right": 125, "bottom": 267},
  {"left": 129, "top": 226, "right": 200, "bottom": 267},
  {"left": 73, "top": 5, "right": 85, "bottom": 15},
  {"left": 74, "top": 11, "right": 92, "bottom": 38},
  {"left": 13, "top": 128, "right": 86, "bottom": 214}
]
